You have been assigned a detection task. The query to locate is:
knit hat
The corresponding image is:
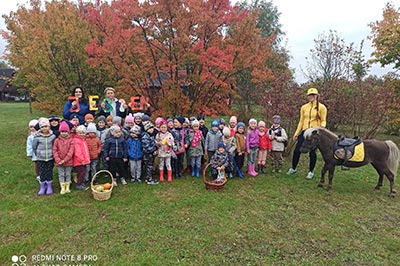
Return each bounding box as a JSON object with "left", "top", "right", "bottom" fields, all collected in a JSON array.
[
  {"left": 59, "top": 121, "right": 70, "bottom": 132},
  {"left": 133, "top": 112, "right": 143, "bottom": 118},
  {"left": 197, "top": 114, "right": 205, "bottom": 121},
  {"left": 84, "top": 113, "right": 94, "bottom": 122},
  {"left": 176, "top": 116, "right": 185, "bottom": 125},
  {"left": 48, "top": 114, "right": 60, "bottom": 121},
  {"left": 142, "top": 114, "right": 150, "bottom": 122},
  {"left": 211, "top": 120, "right": 219, "bottom": 127},
  {"left": 104, "top": 87, "right": 115, "bottom": 94},
  {"left": 258, "top": 121, "right": 266, "bottom": 128},
  {"left": 272, "top": 115, "right": 281, "bottom": 124},
  {"left": 125, "top": 113, "right": 134, "bottom": 123},
  {"left": 155, "top": 117, "right": 164, "bottom": 126},
  {"left": 143, "top": 120, "right": 154, "bottom": 131},
  {"left": 29, "top": 119, "right": 39, "bottom": 127},
  {"left": 191, "top": 119, "right": 200, "bottom": 126},
  {"left": 229, "top": 116, "right": 237, "bottom": 124},
  {"left": 222, "top": 127, "right": 230, "bottom": 137},
  {"left": 76, "top": 125, "right": 87, "bottom": 134},
  {"left": 167, "top": 117, "right": 174, "bottom": 124},
  {"left": 38, "top": 118, "right": 50, "bottom": 128},
  {"left": 219, "top": 118, "right": 226, "bottom": 125},
  {"left": 184, "top": 117, "right": 190, "bottom": 124},
  {"left": 106, "top": 115, "right": 113, "bottom": 122},
  {"left": 87, "top": 122, "right": 97, "bottom": 133},
  {"left": 70, "top": 114, "right": 79, "bottom": 120},
  {"left": 218, "top": 142, "right": 225, "bottom": 149},
  {"left": 249, "top": 118, "right": 257, "bottom": 125},
  {"left": 97, "top": 115, "right": 106, "bottom": 123},
  {"left": 130, "top": 125, "right": 142, "bottom": 135},
  {"left": 189, "top": 116, "right": 196, "bottom": 122},
  {"left": 237, "top": 122, "right": 245, "bottom": 129},
  {"left": 112, "top": 116, "right": 122, "bottom": 125},
  {"left": 109, "top": 125, "right": 120, "bottom": 134}
]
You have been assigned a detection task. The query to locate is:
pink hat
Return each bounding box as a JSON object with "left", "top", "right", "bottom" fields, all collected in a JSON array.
[
  {"left": 258, "top": 121, "right": 266, "bottom": 128},
  {"left": 59, "top": 121, "right": 70, "bottom": 132},
  {"left": 155, "top": 117, "right": 164, "bottom": 126},
  {"left": 125, "top": 113, "right": 134, "bottom": 123}
]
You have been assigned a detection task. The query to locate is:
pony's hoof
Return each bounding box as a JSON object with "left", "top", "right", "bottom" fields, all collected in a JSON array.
[{"left": 317, "top": 183, "right": 324, "bottom": 188}]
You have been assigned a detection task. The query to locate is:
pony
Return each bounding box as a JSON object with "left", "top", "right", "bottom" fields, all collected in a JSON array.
[{"left": 300, "top": 127, "right": 399, "bottom": 196}]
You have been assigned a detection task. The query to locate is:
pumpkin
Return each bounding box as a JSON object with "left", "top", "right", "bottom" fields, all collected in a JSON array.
[{"left": 103, "top": 183, "right": 112, "bottom": 190}]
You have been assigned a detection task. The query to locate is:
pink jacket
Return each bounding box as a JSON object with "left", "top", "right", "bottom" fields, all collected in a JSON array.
[
  {"left": 73, "top": 135, "right": 90, "bottom": 166},
  {"left": 53, "top": 135, "right": 74, "bottom": 166}
]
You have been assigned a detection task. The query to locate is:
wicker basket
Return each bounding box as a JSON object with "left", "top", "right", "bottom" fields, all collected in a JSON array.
[
  {"left": 91, "top": 170, "right": 114, "bottom": 201},
  {"left": 203, "top": 163, "right": 227, "bottom": 191}
]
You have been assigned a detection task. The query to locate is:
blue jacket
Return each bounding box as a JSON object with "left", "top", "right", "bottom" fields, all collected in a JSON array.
[
  {"left": 142, "top": 132, "right": 157, "bottom": 154},
  {"left": 127, "top": 137, "right": 143, "bottom": 160},
  {"left": 103, "top": 135, "right": 127, "bottom": 159}
]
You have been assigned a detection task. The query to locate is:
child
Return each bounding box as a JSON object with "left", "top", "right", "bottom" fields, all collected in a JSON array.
[
  {"left": 141, "top": 121, "right": 159, "bottom": 184},
  {"left": 122, "top": 113, "right": 135, "bottom": 139},
  {"left": 222, "top": 127, "right": 242, "bottom": 178},
  {"left": 133, "top": 112, "right": 145, "bottom": 133},
  {"left": 73, "top": 125, "right": 90, "bottom": 190},
  {"left": 205, "top": 120, "right": 222, "bottom": 162},
  {"left": 246, "top": 118, "right": 259, "bottom": 176},
  {"left": 127, "top": 125, "right": 143, "bottom": 183},
  {"left": 48, "top": 115, "right": 61, "bottom": 137},
  {"left": 156, "top": 121, "right": 174, "bottom": 182},
  {"left": 257, "top": 120, "right": 272, "bottom": 173},
  {"left": 53, "top": 121, "right": 74, "bottom": 194},
  {"left": 70, "top": 114, "right": 80, "bottom": 126},
  {"left": 210, "top": 142, "right": 230, "bottom": 181},
  {"left": 228, "top": 116, "right": 237, "bottom": 136},
  {"left": 188, "top": 119, "right": 204, "bottom": 177},
  {"left": 32, "top": 118, "right": 57, "bottom": 195},
  {"left": 268, "top": 115, "right": 288, "bottom": 173},
  {"left": 84, "top": 113, "right": 95, "bottom": 126},
  {"left": 106, "top": 115, "right": 113, "bottom": 128},
  {"left": 103, "top": 125, "right": 129, "bottom": 186},
  {"left": 198, "top": 114, "right": 208, "bottom": 139},
  {"left": 167, "top": 118, "right": 174, "bottom": 132},
  {"left": 171, "top": 116, "right": 189, "bottom": 178},
  {"left": 96, "top": 115, "right": 108, "bottom": 170},
  {"left": 234, "top": 122, "right": 246, "bottom": 176},
  {"left": 26, "top": 119, "right": 40, "bottom": 182},
  {"left": 85, "top": 123, "right": 102, "bottom": 183}
]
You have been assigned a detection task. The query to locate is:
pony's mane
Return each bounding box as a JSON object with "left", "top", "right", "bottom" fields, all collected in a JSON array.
[{"left": 304, "top": 127, "right": 338, "bottom": 139}]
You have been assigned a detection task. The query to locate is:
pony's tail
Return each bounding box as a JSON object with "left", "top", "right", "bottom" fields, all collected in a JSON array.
[{"left": 385, "top": 140, "right": 400, "bottom": 179}]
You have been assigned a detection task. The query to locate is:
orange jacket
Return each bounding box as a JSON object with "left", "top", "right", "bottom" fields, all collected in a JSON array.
[{"left": 86, "top": 135, "right": 102, "bottom": 160}]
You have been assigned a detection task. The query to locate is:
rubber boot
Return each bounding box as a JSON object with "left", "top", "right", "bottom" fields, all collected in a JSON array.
[
  {"left": 250, "top": 165, "right": 258, "bottom": 176},
  {"left": 65, "top": 182, "right": 71, "bottom": 193},
  {"left": 191, "top": 166, "right": 195, "bottom": 177},
  {"left": 159, "top": 169, "right": 164, "bottom": 182},
  {"left": 60, "top": 182, "right": 66, "bottom": 194},
  {"left": 167, "top": 170, "right": 173, "bottom": 182},
  {"left": 38, "top": 182, "right": 47, "bottom": 196},
  {"left": 247, "top": 165, "right": 252, "bottom": 175},
  {"left": 46, "top": 181, "right": 53, "bottom": 195},
  {"left": 261, "top": 164, "right": 266, "bottom": 174},
  {"left": 196, "top": 167, "right": 200, "bottom": 177}
]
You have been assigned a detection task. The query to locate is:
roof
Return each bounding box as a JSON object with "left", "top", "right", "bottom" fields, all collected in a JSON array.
[{"left": 0, "top": 68, "right": 15, "bottom": 93}]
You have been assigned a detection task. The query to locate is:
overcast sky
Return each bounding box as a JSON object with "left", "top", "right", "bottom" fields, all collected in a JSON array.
[{"left": 0, "top": 0, "right": 396, "bottom": 83}]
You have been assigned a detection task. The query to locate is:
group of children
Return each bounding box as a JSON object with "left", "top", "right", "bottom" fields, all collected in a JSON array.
[{"left": 27, "top": 112, "right": 288, "bottom": 195}]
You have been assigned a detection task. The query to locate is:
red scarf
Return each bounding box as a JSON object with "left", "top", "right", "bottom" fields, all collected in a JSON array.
[{"left": 191, "top": 130, "right": 202, "bottom": 148}]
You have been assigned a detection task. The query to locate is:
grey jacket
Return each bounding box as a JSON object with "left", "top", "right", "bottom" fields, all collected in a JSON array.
[
  {"left": 205, "top": 129, "right": 222, "bottom": 152},
  {"left": 32, "top": 132, "right": 56, "bottom": 161}
]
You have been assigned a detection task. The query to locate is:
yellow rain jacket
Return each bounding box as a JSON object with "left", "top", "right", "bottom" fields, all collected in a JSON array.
[{"left": 294, "top": 100, "right": 327, "bottom": 137}]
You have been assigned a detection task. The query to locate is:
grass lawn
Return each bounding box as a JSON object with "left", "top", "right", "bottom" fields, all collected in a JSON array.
[{"left": 1, "top": 102, "right": 399, "bottom": 266}]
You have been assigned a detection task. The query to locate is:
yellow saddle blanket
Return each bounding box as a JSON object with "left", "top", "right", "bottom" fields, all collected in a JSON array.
[{"left": 334, "top": 143, "right": 365, "bottom": 162}]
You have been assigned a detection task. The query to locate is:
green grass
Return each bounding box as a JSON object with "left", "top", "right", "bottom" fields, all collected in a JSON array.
[{"left": 1, "top": 102, "right": 400, "bottom": 266}]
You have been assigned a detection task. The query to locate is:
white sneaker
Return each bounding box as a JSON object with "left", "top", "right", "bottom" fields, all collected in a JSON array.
[
  {"left": 306, "top": 171, "right": 314, "bottom": 179},
  {"left": 286, "top": 168, "right": 297, "bottom": 175},
  {"left": 120, "top": 178, "right": 127, "bottom": 185}
]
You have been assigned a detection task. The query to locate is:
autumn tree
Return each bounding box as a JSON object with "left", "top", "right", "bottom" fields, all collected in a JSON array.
[
  {"left": 1, "top": 0, "right": 110, "bottom": 113},
  {"left": 369, "top": 3, "right": 400, "bottom": 69},
  {"left": 83, "top": 0, "right": 274, "bottom": 116}
]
